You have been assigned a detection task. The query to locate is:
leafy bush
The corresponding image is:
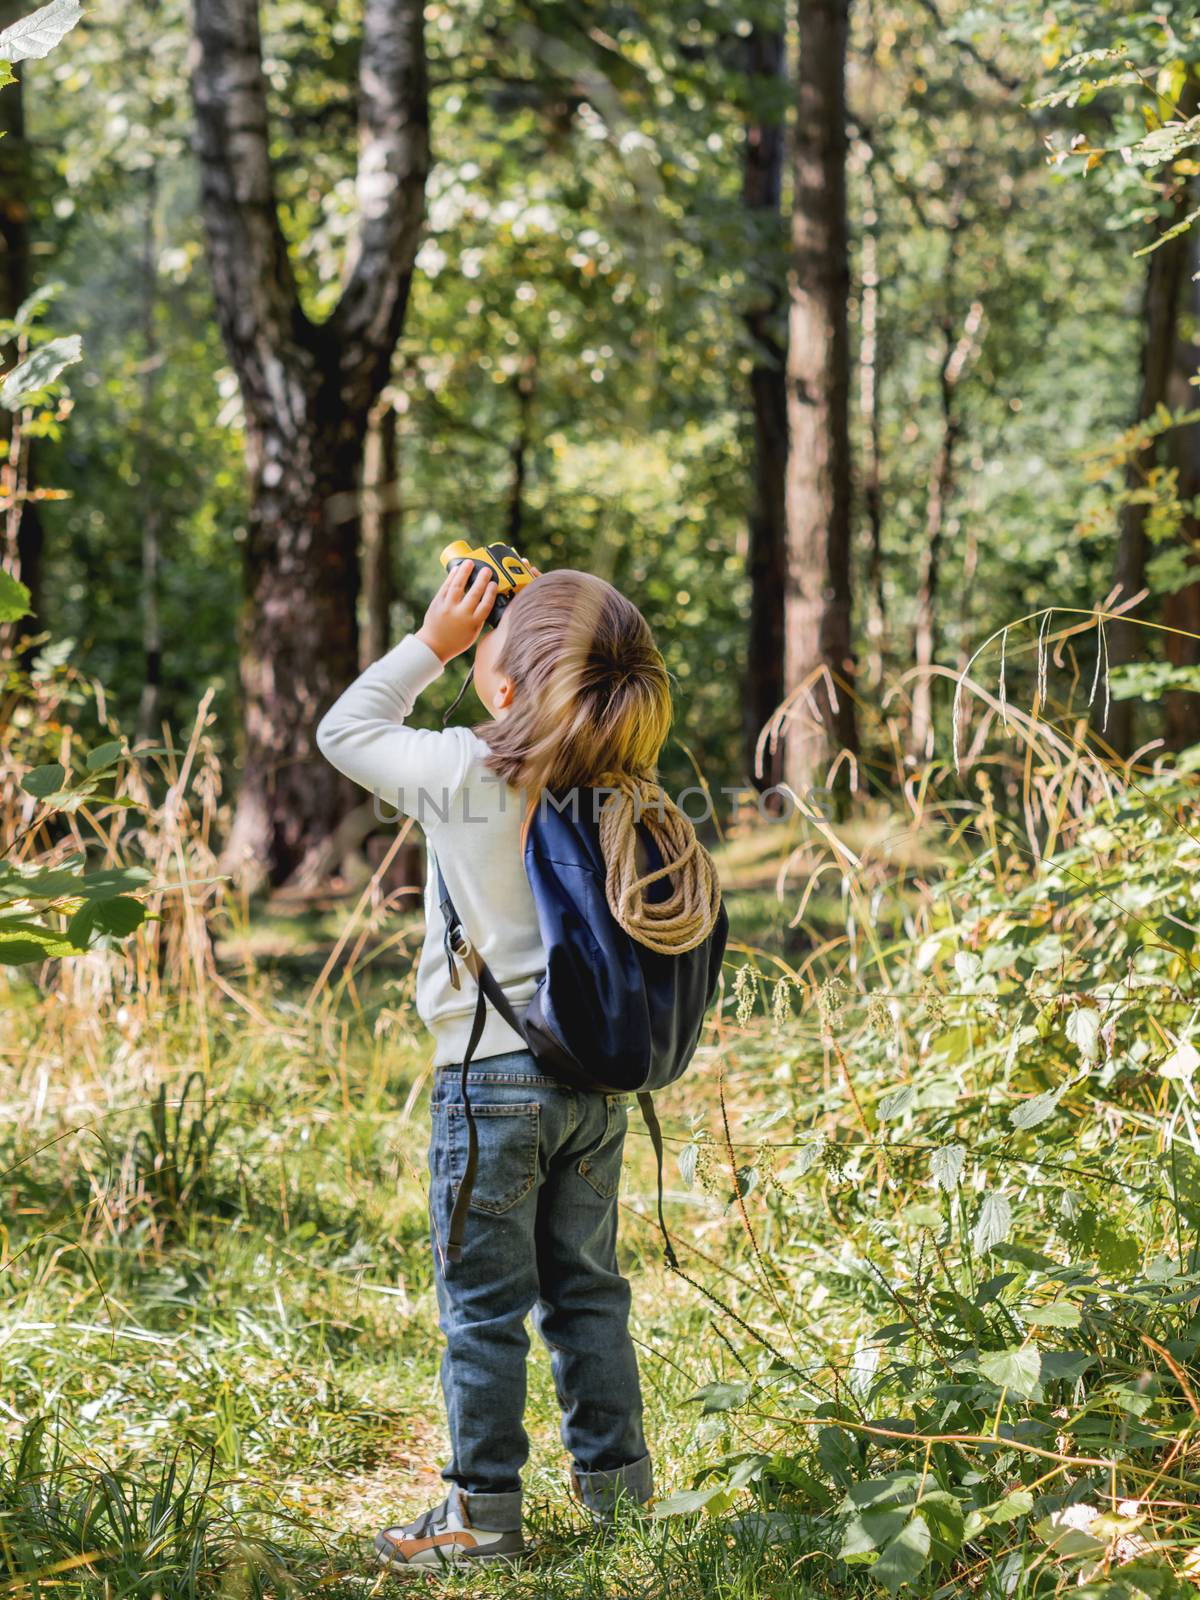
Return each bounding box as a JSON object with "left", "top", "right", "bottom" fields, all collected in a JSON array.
[
  {"left": 1, "top": 591, "right": 154, "bottom": 970},
  {"left": 664, "top": 760, "right": 1200, "bottom": 1596}
]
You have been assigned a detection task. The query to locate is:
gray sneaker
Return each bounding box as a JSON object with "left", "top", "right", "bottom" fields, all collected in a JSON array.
[{"left": 375, "top": 1491, "right": 526, "bottom": 1571}]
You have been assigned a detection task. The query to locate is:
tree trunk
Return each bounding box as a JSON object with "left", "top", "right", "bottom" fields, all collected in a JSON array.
[
  {"left": 232, "top": 419, "right": 363, "bottom": 882},
  {"left": 1107, "top": 77, "right": 1198, "bottom": 757},
  {"left": 189, "top": 0, "right": 428, "bottom": 886},
  {"left": 784, "top": 0, "right": 856, "bottom": 796},
  {"left": 1163, "top": 215, "right": 1200, "bottom": 749},
  {"left": 507, "top": 351, "right": 536, "bottom": 545},
  {"left": 910, "top": 289, "right": 983, "bottom": 760},
  {"left": 136, "top": 167, "right": 163, "bottom": 742},
  {"left": 859, "top": 149, "right": 885, "bottom": 691},
  {"left": 0, "top": 8, "right": 41, "bottom": 655},
  {"left": 741, "top": 20, "right": 788, "bottom": 790},
  {"left": 361, "top": 396, "right": 398, "bottom": 668}
]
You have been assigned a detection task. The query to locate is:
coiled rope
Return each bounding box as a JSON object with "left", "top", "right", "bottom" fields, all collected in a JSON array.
[{"left": 598, "top": 776, "right": 722, "bottom": 954}]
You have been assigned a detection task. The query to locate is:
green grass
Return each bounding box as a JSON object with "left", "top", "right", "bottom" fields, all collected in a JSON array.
[
  {"left": 3, "top": 966, "right": 810, "bottom": 1598},
  {"left": 6, "top": 764, "right": 1200, "bottom": 1598}
]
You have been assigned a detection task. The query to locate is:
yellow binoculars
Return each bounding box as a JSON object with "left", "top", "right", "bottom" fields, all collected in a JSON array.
[{"left": 439, "top": 540, "right": 538, "bottom": 623}]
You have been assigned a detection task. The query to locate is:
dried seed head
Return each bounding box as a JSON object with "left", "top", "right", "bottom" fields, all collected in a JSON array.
[
  {"left": 867, "top": 994, "right": 893, "bottom": 1036},
  {"left": 693, "top": 1137, "right": 723, "bottom": 1198},
  {"left": 733, "top": 963, "right": 757, "bottom": 1027},
  {"left": 817, "top": 977, "right": 846, "bottom": 1032},
  {"left": 771, "top": 977, "right": 793, "bottom": 1031},
  {"left": 919, "top": 979, "right": 947, "bottom": 1028}
]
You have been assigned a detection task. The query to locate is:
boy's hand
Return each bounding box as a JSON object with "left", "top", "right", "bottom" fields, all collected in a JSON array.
[{"left": 417, "top": 562, "right": 498, "bottom": 664}]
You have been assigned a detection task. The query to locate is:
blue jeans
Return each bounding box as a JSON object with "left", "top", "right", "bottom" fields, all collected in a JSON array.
[{"left": 428, "top": 1050, "right": 652, "bottom": 1531}]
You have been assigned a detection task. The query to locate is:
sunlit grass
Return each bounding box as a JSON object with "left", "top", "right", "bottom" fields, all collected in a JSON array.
[{"left": 5, "top": 639, "right": 1200, "bottom": 1594}]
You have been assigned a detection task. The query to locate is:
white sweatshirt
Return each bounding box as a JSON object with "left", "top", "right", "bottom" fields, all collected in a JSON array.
[{"left": 315, "top": 633, "right": 546, "bottom": 1067}]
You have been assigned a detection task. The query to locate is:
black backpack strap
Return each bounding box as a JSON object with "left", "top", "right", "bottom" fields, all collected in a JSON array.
[
  {"left": 436, "top": 859, "right": 464, "bottom": 991},
  {"left": 435, "top": 857, "right": 531, "bottom": 1265},
  {"left": 445, "top": 981, "right": 488, "bottom": 1264},
  {"left": 636, "top": 1091, "right": 678, "bottom": 1270}
]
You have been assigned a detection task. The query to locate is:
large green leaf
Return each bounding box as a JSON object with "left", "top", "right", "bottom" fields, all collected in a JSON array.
[
  {"left": 876, "top": 1085, "right": 916, "bottom": 1121},
  {"left": 916, "top": 1491, "right": 965, "bottom": 1567},
  {"left": 1010, "top": 1089, "right": 1063, "bottom": 1131},
  {"left": 0, "top": 0, "right": 82, "bottom": 62},
  {"left": 0, "top": 861, "right": 81, "bottom": 902},
  {"left": 1024, "top": 1302, "right": 1081, "bottom": 1329},
  {"left": 1065, "top": 1007, "right": 1101, "bottom": 1062},
  {"left": 817, "top": 1426, "right": 863, "bottom": 1489},
  {"left": 963, "top": 1488, "right": 1035, "bottom": 1541},
  {"left": 77, "top": 866, "right": 152, "bottom": 900},
  {"left": 85, "top": 740, "right": 124, "bottom": 772},
  {"left": 840, "top": 1507, "right": 909, "bottom": 1559},
  {"left": 844, "top": 1473, "right": 921, "bottom": 1510},
  {"left": 0, "top": 862, "right": 151, "bottom": 906},
  {"left": 652, "top": 1482, "right": 731, "bottom": 1517},
  {"left": 20, "top": 762, "right": 65, "bottom": 798},
  {"left": 978, "top": 1346, "right": 1042, "bottom": 1399},
  {"left": 0, "top": 568, "right": 30, "bottom": 622},
  {"left": 691, "top": 1381, "right": 751, "bottom": 1414},
  {"left": 66, "top": 894, "right": 146, "bottom": 950},
  {"left": 0, "top": 919, "right": 76, "bottom": 964},
  {"left": 980, "top": 1489, "right": 1034, "bottom": 1526},
  {"left": 972, "top": 1193, "right": 1012, "bottom": 1254},
  {"left": 872, "top": 1516, "right": 931, "bottom": 1594},
  {"left": 930, "top": 1144, "right": 965, "bottom": 1192},
  {"left": 1, "top": 333, "right": 82, "bottom": 409}
]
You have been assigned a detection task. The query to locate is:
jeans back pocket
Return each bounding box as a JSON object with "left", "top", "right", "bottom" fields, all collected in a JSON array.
[
  {"left": 577, "top": 1095, "right": 629, "bottom": 1200},
  {"left": 437, "top": 1102, "right": 541, "bottom": 1215}
]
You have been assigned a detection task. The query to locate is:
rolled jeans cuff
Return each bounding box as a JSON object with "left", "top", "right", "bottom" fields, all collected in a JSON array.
[
  {"left": 452, "top": 1484, "right": 522, "bottom": 1533},
  {"left": 572, "top": 1452, "right": 654, "bottom": 1516}
]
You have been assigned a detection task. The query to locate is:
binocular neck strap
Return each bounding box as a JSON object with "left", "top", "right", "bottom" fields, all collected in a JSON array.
[{"left": 441, "top": 663, "right": 475, "bottom": 726}]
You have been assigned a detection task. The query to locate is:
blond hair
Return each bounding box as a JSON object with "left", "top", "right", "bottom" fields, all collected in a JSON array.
[{"left": 476, "top": 570, "right": 671, "bottom": 800}]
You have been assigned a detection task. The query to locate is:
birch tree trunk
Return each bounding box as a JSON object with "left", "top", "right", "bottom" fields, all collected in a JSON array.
[
  {"left": 784, "top": 0, "right": 857, "bottom": 796},
  {"left": 189, "top": 0, "right": 428, "bottom": 886}
]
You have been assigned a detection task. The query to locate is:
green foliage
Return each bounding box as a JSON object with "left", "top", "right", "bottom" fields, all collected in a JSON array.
[
  {"left": 662, "top": 769, "right": 1200, "bottom": 1593},
  {"left": 0, "top": 333, "right": 82, "bottom": 410},
  {"left": 0, "top": 569, "right": 30, "bottom": 622},
  {"left": 0, "top": 0, "right": 82, "bottom": 65},
  {"left": 0, "top": 738, "right": 150, "bottom": 966},
  {"left": 1110, "top": 662, "right": 1200, "bottom": 701},
  {"left": 29, "top": 0, "right": 1184, "bottom": 790}
]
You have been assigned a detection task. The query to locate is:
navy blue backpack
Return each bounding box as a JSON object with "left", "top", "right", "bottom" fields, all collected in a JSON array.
[{"left": 436, "top": 789, "right": 728, "bottom": 1264}]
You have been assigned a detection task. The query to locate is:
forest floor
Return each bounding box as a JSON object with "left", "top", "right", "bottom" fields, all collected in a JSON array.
[
  {"left": 8, "top": 773, "right": 1200, "bottom": 1599},
  {"left": 2, "top": 866, "right": 830, "bottom": 1600}
]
